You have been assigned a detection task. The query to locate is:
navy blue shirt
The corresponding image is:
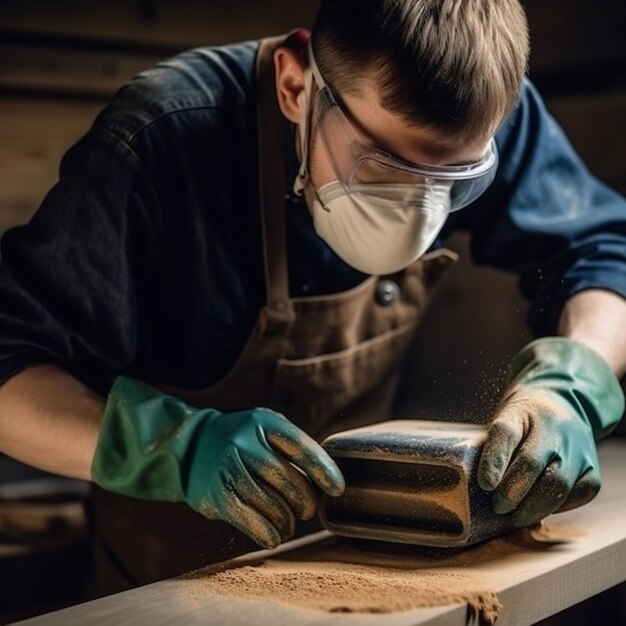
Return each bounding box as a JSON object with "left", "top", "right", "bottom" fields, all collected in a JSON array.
[{"left": 0, "top": 40, "right": 625, "bottom": 394}]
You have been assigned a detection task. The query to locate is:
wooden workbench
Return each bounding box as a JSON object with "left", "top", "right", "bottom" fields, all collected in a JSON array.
[{"left": 14, "top": 440, "right": 626, "bottom": 626}]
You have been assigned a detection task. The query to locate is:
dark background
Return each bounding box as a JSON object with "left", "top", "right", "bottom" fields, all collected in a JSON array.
[{"left": 0, "top": 1, "right": 625, "bottom": 622}]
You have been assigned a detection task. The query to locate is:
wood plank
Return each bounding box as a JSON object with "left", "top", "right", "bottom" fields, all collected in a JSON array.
[
  {"left": 15, "top": 440, "right": 626, "bottom": 626},
  {"left": 1, "top": 0, "right": 624, "bottom": 78},
  {"left": 0, "top": 0, "right": 318, "bottom": 50},
  {"left": 0, "top": 42, "right": 162, "bottom": 97},
  {"left": 523, "top": 0, "right": 626, "bottom": 77}
]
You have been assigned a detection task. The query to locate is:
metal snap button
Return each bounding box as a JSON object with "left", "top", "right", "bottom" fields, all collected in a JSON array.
[{"left": 375, "top": 279, "right": 400, "bottom": 307}]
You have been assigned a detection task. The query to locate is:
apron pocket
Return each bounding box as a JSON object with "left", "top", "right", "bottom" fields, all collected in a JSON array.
[{"left": 273, "top": 318, "right": 418, "bottom": 433}]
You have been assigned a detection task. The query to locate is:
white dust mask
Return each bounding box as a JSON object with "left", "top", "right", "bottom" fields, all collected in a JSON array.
[{"left": 311, "top": 182, "right": 451, "bottom": 275}]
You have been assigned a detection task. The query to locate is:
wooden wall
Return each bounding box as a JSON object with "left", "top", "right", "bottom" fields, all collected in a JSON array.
[
  {"left": 0, "top": 1, "right": 625, "bottom": 419},
  {"left": 0, "top": 0, "right": 318, "bottom": 234}
]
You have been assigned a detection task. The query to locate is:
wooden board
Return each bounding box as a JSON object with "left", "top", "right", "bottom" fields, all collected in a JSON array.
[
  {"left": 1, "top": 0, "right": 624, "bottom": 79},
  {"left": 0, "top": 42, "right": 162, "bottom": 97},
  {"left": 15, "top": 439, "right": 626, "bottom": 626},
  {"left": 0, "top": 0, "right": 317, "bottom": 50},
  {"left": 523, "top": 0, "right": 626, "bottom": 77}
]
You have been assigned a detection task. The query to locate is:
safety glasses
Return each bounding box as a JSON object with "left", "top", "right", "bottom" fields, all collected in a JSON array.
[{"left": 308, "top": 43, "right": 499, "bottom": 212}]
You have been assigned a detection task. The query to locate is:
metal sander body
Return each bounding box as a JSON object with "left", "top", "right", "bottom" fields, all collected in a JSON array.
[{"left": 319, "top": 420, "right": 517, "bottom": 547}]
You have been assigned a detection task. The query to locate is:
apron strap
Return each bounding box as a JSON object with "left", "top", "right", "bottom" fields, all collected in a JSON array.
[{"left": 255, "top": 36, "right": 291, "bottom": 312}]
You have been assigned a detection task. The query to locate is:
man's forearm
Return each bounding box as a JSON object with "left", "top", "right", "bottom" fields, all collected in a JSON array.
[
  {"left": 0, "top": 364, "right": 104, "bottom": 480},
  {"left": 557, "top": 289, "right": 626, "bottom": 379}
]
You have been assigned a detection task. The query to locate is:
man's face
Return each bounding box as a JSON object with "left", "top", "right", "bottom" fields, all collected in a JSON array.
[{"left": 275, "top": 45, "right": 499, "bottom": 274}]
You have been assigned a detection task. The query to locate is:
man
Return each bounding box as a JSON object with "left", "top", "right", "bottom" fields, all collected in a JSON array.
[{"left": 0, "top": 0, "right": 625, "bottom": 587}]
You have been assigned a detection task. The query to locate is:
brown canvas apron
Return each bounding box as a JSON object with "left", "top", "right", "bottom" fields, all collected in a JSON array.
[{"left": 92, "top": 35, "right": 458, "bottom": 589}]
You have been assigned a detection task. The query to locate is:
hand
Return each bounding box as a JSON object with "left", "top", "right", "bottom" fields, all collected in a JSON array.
[
  {"left": 92, "top": 377, "right": 345, "bottom": 548},
  {"left": 478, "top": 337, "right": 624, "bottom": 527}
]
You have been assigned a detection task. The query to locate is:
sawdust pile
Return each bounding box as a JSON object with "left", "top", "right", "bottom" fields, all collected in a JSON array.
[
  {"left": 525, "top": 520, "right": 586, "bottom": 544},
  {"left": 183, "top": 559, "right": 501, "bottom": 624},
  {"left": 180, "top": 521, "right": 582, "bottom": 625},
  {"left": 184, "top": 557, "right": 501, "bottom": 622}
]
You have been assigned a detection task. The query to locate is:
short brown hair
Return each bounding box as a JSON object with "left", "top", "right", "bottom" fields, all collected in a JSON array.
[{"left": 311, "top": 0, "right": 530, "bottom": 142}]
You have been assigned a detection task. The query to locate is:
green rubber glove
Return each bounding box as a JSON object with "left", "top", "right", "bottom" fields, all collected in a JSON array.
[
  {"left": 478, "top": 337, "right": 624, "bottom": 527},
  {"left": 92, "top": 377, "right": 345, "bottom": 549}
]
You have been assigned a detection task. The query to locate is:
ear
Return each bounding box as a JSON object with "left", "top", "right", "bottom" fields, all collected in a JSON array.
[{"left": 274, "top": 46, "right": 307, "bottom": 124}]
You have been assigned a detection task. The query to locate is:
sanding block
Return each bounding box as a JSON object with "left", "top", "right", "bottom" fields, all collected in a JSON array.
[{"left": 319, "top": 419, "right": 518, "bottom": 547}]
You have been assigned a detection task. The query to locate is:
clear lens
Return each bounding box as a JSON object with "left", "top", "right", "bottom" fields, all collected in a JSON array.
[
  {"left": 314, "top": 87, "right": 359, "bottom": 185},
  {"left": 312, "top": 80, "right": 499, "bottom": 213}
]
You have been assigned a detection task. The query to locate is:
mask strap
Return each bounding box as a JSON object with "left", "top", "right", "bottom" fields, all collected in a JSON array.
[
  {"left": 293, "top": 51, "right": 315, "bottom": 196},
  {"left": 307, "top": 40, "right": 327, "bottom": 89}
]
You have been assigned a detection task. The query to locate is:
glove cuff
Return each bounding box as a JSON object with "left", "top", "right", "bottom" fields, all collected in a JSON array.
[
  {"left": 506, "top": 337, "right": 624, "bottom": 440},
  {"left": 91, "top": 376, "right": 220, "bottom": 501}
]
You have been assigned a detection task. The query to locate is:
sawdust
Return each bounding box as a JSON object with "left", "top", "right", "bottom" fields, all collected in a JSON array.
[
  {"left": 524, "top": 520, "right": 587, "bottom": 544},
  {"left": 183, "top": 558, "right": 501, "bottom": 622},
  {"left": 181, "top": 538, "right": 502, "bottom": 624},
  {"left": 180, "top": 521, "right": 584, "bottom": 624}
]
